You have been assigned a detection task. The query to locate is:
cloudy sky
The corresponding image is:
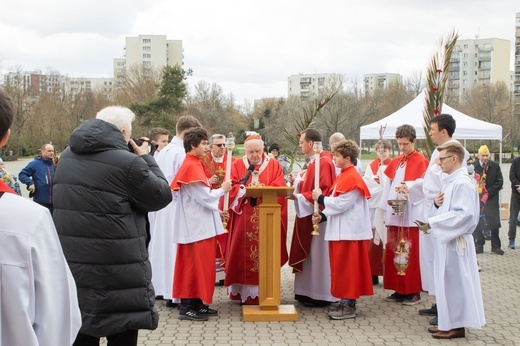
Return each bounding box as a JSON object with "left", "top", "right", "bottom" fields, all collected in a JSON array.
[{"left": 0, "top": 1, "right": 518, "bottom": 103}]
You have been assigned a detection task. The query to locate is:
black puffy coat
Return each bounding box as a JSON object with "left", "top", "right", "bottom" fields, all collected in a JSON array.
[{"left": 53, "top": 119, "right": 172, "bottom": 337}]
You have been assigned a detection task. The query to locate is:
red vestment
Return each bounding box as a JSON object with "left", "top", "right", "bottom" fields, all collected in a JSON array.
[
  {"left": 170, "top": 154, "right": 216, "bottom": 303},
  {"left": 202, "top": 152, "right": 236, "bottom": 263},
  {"left": 367, "top": 157, "right": 391, "bottom": 277},
  {"left": 383, "top": 151, "right": 428, "bottom": 295},
  {"left": 224, "top": 155, "right": 288, "bottom": 300},
  {"left": 328, "top": 165, "right": 373, "bottom": 299},
  {"left": 289, "top": 152, "right": 336, "bottom": 273}
]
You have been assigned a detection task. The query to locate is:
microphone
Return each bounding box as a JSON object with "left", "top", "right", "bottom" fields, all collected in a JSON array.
[{"left": 233, "top": 164, "right": 255, "bottom": 185}]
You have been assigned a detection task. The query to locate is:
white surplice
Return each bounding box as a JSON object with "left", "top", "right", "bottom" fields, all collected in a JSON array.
[
  {"left": 421, "top": 141, "right": 470, "bottom": 295},
  {"left": 292, "top": 172, "right": 337, "bottom": 302},
  {"left": 149, "top": 136, "right": 184, "bottom": 300},
  {"left": 364, "top": 164, "right": 390, "bottom": 246},
  {"left": 428, "top": 167, "right": 485, "bottom": 331},
  {"left": 0, "top": 193, "right": 81, "bottom": 346}
]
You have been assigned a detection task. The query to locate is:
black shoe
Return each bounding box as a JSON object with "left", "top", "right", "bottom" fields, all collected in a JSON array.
[
  {"left": 372, "top": 275, "right": 379, "bottom": 285},
  {"left": 179, "top": 309, "right": 208, "bottom": 321},
  {"left": 155, "top": 295, "right": 164, "bottom": 300},
  {"left": 165, "top": 300, "right": 178, "bottom": 308},
  {"left": 429, "top": 316, "right": 438, "bottom": 325},
  {"left": 491, "top": 248, "right": 505, "bottom": 255},
  {"left": 196, "top": 304, "right": 218, "bottom": 316},
  {"left": 385, "top": 292, "right": 407, "bottom": 302},
  {"left": 475, "top": 247, "right": 483, "bottom": 254},
  {"left": 418, "top": 304, "right": 437, "bottom": 316},
  {"left": 215, "top": 279, "right": 225, "bottom": 287}
]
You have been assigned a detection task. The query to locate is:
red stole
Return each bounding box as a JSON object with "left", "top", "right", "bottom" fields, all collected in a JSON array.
[
  {"left": 289, "top": 152, "right": 336, "bottom": 273},
  {"left": 170, "top": 153, "right": 210, "bottom": 190},
  {"left": 384, "top": 151, "right": 428, "bottom": 181},
  {"left": 0, "top": 180, "right": 16, "bottom": 194},
  {"left": 369, "top": 157, "right": 392, "bottom": 175},
  {"left": 333, "top": 165, "right": 371, "bottom": 198}
]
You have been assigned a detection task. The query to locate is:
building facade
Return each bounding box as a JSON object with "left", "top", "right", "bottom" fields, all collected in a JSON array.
[
  {"left": 448, "top": 37, "right": 511, "bottom": 99},
  {"left": 363, "top": 73, "right": 402, "bottom": 95},
  {"left": 287, "top": 73, "right": 340, "bottom": 100},
  {"left": 114, "top": 34, "right": 183, "bottom": 88}
]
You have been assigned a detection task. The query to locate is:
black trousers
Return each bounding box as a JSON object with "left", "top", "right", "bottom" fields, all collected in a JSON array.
[
  {"left": 508, "top": 192, "right": 520, "bottom": 241},
  {"left": 73, "top": 330, "right": 138, "bottom": 346}
]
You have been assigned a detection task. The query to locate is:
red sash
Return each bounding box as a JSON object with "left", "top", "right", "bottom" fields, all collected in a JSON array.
[
  {"left": 333, "top": 166, "right": 371, "bottom": 198},
  {"left": 170, "top": 153, "right": 210, "bottom": 191},
  {"left": 384, "top": 151, "right": 428, "bottom": 181}
]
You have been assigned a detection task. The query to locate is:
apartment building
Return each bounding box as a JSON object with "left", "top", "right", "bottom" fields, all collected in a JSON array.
[
  {"left": 114, "top": 34, "right": 183, "bottom": 87},
  {"left": 514, "top": 13, "right": 520, "bottom": 119},
  {"left": 448, "top": 37, "right": 511, "bottom": 99},
  {"left": 287, "top": 73, "right": 340, "bottom": 100},
  {"left": 363, "top": 73, "right": 402, "bottom": 95}
]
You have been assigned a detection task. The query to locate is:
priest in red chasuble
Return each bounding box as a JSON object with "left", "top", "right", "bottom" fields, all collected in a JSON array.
[
  {"left": 382, "top": 124, "right": 428, "bottom": 305},
  {"left": 224, "top": 135, "right": 288, "bottom": 305},
  {"left": 202, "top": 133, "right": 236, "bottom": 285},
  {"left": 288, "top": 128, "right": 337, "bottom": 307}
]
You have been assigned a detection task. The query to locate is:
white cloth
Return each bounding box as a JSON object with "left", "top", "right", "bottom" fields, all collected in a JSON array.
[
  {"left": 323, "top": 188, "right": 373, "bottom": 241},
  {"left": 428, "top": 167, "right": 485, "bottom": 331},
  {"left": 292, "top": 172, "right": 336, "bottom": 302},
  {"left": 364, "top": 164, "right": 390, "bottom": 246},
  {"left": 172, "top": 183, "right": 225, "bottom": 244},
  {"left": 421, "top": 140, "right": 470, "bottom": 295},
  {"left": 0, "top": 193, "right": 81, "bottom": 346},
  {"left": 148, "top": 136, "right": 184, "bottom": 300},
  {"left": 382, "top": 163, "right": 424, "bottom": 227}
]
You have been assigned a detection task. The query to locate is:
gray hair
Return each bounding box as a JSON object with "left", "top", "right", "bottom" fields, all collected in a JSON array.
[
  {"left": 96, "top": 106, "right": 135, "bottom": 133},
  {"left": 209, "top": 134, "right": 226, "bottom": 145}
]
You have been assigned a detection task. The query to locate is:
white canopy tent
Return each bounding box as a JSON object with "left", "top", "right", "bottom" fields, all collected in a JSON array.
[{"left": 359, "top": 90, "right": 503, "bottom": 162}]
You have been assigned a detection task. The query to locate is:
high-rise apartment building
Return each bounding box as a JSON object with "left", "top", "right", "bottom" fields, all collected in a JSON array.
[
  {"left": 448, "top": 37, "right": 511, "bottom": 99},
  {"left": 514, "top": 13, "right": 520, "bottom": 119},
  {"left": 114, "top": 34, "right": 183, "bottom": 88},
  {"left": 287, "top": 73, "right": 340, "bottom": 100},
  {"left": 363, "top": 73, "right": 402, "bottom": 95}
]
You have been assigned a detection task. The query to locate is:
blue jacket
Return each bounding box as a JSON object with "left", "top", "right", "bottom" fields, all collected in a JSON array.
[{"left": 18, "top": 156, "right": 55, "bottom": 205}]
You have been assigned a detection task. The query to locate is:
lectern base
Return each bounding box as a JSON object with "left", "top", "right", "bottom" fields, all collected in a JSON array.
[{"left": 242, "top": 304, "right": 298, "bottom": 322}]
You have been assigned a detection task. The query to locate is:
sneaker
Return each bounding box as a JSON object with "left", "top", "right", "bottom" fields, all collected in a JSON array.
[
  {"left": 509, "top": 240, "right": 515, "bottom": 249},
  {"left": 491, "top": 248, "right": 505, "bottom": 255},
  {"left": 385, "top": 292, "right": 407, "bottom": 302},
  {"left": 418, "top": 303, "right": 437, "bottom": 316},
  {"left": 165, "top": 300, "right": 178, "bottom": 308},
  {"left": 402, "top": 293, "right": 421, "bottom": 305},
  {"left": 196, "top": 304, "right": 218, "bottom": 316},
  {"left": 429, "top": 316, "right": 438, "bottom": 325},
  {"left": 179, "top": 309, "right": 208, "bottom": 321},
  {"left": 327, "top": 302, "right": 356, "bottom": 320}
]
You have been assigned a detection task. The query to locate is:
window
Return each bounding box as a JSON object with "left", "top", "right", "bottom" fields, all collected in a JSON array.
[
  {"left": 143, "top": 46, "right": 151, "bottom": 51},
  {"left": 143, "top": 61, "right": 151, "bottom": 67},
  {"left": 464, "top": 44, "right": 468, "bottom": 49},
  {"left": 463, "top": 71, "right": 467, "bottom": 76},
  {"left": 463, "top": 62, "right": 467, "bottom": 66},
  {"left": 463, "top": 53, "right": 468, "bottom": 58},
  {"left": 143, "top": 54, "right": 151, "bottom": 58},
  {"left": 143, "top": 38, "right": 151, "bottom": 43}
]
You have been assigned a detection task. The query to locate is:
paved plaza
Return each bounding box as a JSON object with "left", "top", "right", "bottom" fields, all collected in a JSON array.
[{"left": 5, "top": 158, "right": 520, "bottom": 345}]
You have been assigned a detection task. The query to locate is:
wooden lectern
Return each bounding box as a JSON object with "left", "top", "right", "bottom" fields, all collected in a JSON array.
[{"left": 242, "top": 186, "right": 298, "bottom": 322}]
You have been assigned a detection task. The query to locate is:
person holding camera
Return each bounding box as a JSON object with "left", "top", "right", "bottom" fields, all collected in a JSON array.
[{"left": 52, "top": 106, "right": 172, "bottom": 346}]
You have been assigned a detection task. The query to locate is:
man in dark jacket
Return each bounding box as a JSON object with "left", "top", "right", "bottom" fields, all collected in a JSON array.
[
  {"left": 18, "top": 143, "right": 55, "bottom": 211},
  {"left": 508, "top": 156, "right": 520, "bottom": 250},
  {"left": 53, "top": 106, "right": 172, "bottom": 346},
  {"left": 473, "top": 145, "right": 504, "bottom": 255}
]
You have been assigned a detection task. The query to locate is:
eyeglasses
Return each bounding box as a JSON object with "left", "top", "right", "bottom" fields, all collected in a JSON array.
[
  {"left": 213, "top": 143, "right": 226, "bottom": 147},
  {"left": 438, "top": 155, "right": 454, "bottom": 163}
]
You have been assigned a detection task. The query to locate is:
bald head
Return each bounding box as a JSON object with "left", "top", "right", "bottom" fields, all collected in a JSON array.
[{"left": 329, "top": 132, "right": 346, "bottom": 151}]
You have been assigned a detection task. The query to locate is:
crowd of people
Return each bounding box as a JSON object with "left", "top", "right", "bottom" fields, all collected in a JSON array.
[{"left": 1, "top": 84, "right": 516, "bottom": 344}]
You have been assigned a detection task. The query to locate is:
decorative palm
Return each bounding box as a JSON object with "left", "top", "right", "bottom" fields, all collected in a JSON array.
[
  {"left": 282, "top": 89, "right": 340, "bottom": 173},
  {"left": 422, "top": 29, "right": 459, "bottom": 159}
]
